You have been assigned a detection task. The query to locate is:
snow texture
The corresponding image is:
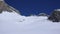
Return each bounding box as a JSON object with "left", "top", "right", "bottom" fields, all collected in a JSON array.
[
  {"left": 0, "top": 11, "right": 60, "bottom": 34},
  {"left": 55, "top": 9, "right": 60, "bottom": 11}
]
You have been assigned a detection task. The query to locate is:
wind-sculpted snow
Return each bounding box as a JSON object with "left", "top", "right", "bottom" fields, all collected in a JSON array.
[{"left": 0, "top": 11, "right": 60, "bottom": 34}]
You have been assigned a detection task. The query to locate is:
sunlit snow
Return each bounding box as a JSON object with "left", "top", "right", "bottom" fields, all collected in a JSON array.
[{"left": 0, "top": 11, "right": 60, "bottom": 34}]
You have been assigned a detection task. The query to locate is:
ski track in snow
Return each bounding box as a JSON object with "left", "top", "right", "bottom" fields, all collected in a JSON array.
[{"left": 0, "top": 11, "right": 60, "bottom": 34}]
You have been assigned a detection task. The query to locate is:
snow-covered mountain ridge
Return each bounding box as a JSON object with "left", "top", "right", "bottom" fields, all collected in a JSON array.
[{"left": 0, "top": 11, "right": 60, "bottom": 34}]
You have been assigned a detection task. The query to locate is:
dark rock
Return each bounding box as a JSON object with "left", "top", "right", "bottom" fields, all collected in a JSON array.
[
  {"left": 48, "top": 9, "right": 60, "bottom": 22},
  {"left": 0, "top": 10, "right": 2, "bottom": 13}
]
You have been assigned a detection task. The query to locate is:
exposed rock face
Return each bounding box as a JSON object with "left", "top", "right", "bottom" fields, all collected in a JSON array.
[
  {"left": 48, "top": 9, "right": 60, "bottom": 22},
  {"left": 0, "top": 0, "right": 20, "bottom": 14},
  {"left": 0, "top": 0, "right": 4, "bottom": 1}
]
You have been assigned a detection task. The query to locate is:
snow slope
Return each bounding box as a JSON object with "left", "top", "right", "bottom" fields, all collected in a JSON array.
[{"left": 0, "top": 11, "right": 60, "bottom": 34}]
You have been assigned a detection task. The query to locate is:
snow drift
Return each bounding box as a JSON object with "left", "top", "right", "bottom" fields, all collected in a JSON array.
[{"left": 0, "top": 11, "right": 60, "bottom": 34}]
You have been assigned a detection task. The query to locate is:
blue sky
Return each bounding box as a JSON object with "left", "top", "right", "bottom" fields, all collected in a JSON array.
[{"left": 5, "top": 0, "right": 60, "bottom": 16}]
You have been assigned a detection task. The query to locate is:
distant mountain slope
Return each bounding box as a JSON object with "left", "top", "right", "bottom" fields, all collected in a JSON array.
[{"left": 0, "top": 0, "right": 20, "bottom": 14}]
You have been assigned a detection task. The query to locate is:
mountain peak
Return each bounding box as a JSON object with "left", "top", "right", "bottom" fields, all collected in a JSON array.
[{"left": 0, "top": 0, "right": 20, "bottom": 14}]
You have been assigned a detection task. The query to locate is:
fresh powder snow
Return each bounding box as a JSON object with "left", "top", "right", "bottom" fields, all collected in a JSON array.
[{"left": 0, "top": 11, "right": 60, "bottom": 34}]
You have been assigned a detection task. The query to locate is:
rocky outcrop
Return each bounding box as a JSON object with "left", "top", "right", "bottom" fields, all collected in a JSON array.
[
  {"left": 48, "top": 9, "right": 60, "bottom": 22},
  {"left": 0, "top": 0, "right": 20, "bottom": 14}
]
